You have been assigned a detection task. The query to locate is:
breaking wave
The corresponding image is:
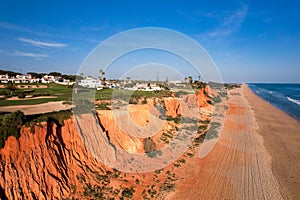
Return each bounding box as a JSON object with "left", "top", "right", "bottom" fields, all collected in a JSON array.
[{"left": 287, "top": 97, "right": 300, "bottom": 106}]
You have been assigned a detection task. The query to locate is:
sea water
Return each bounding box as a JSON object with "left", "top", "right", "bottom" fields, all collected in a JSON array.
[{"left": 248, "top": 83, "right": 300, "bottom": 121}]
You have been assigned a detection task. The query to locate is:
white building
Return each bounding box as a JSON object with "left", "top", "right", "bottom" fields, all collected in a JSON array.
[
  {"left": 0, "top": 74, "right": 9, "bottom": 83},
  {"left": 42, "top": 75, "right": 56, "bottom": 83},
  {"left": 78, "top": 76, "right": 102, "bottom": 88},
  {"left": 16, "top": 74, "right": 32, "bottom": 80}
]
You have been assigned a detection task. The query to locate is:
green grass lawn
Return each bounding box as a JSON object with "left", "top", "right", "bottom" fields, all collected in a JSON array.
[
  {"left": 0, "top": 98, "right": 62, "bottom": 106},
  {"left": 0, "top": 84, "right": 73, "bottom": 106},
  {"left": 0, "top": 84, "right": 174, "bottom": 107},
  {"left": 76, "top": 88, "right": 173, "bottom": 101}
]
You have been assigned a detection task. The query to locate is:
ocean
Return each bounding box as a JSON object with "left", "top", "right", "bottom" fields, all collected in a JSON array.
[{"left": 248, "top": 83, "right": 300, "bottom": 121}]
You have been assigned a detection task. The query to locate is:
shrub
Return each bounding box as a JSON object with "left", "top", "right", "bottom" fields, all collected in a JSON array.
[
  {"left": 0, "top": 111, "right": 26, "bottom": 148},
  {"left": 129, "top": 98, "right": 138, "bottom": 104},
  {"left": 135, "top": 179, "right": 140, "bottom": 185},
  {"left": 121, "top": 187, "right": 135, "bottom": 198},
  {"left": 212, "top": 95, "right": 222, "bottom": 103},
  {"left": 18, "top": 93, "right": 26, "bottom": 98},
  {"left": 144, "top": 137, "right": 156, "bottom": 153},
  {"left": 25, "top": 110, "right": 72, "bottom": 126},
  {"left": 96, "top": 103, "right": 111, "bottom": 110},
  {"left": 144, "top": 137, "right": 163, "bottom": 158},
  {"left": 141, "top": 98, "right": 147, "bottom": 104},
  {"left": 4, "top": 94, "right": 12, "bottom": 98},
  {"left": 166, "top": 116, "right": 181, "bottom": 124}
]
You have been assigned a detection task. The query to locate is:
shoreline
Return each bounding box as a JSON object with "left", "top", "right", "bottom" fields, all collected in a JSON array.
[
  {"left": 243, "top": 84, "right": 300, "bottom": 199},
  {"left": 247, "top": 83, "right": 300, "bottom": 121}
]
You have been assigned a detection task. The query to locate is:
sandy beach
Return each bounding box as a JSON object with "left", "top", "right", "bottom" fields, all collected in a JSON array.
[
  {"left": 244, "top": 85, "right": 300, "bottom": 199},
  {"left": 0, "top": 101, "right": 73, "bottom": 115},
  {"left": 169, "top": 84, "right": 300, "bottom": 199}
]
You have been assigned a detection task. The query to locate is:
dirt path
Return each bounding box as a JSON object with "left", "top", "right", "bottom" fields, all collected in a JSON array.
[{"left": 169, "top": 85, "right": 286, "bottom": 199}]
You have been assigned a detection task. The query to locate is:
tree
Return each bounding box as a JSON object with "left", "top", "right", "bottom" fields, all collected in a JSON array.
[
  {"left": 27, "top": 72, "right": 44, "bottom": 79},
  {"left": 188, "top": 76, "right": 193, "bottom": 85},
  {"left": 0, "top": 111, "right": 26, "bottom": 148},
  {"left": 5, "top": 82, "right": 17, "bottom": 95},
  {"left": 49, "top": 72, "right": 62, "bottom": 77},
  {"left": 0, "top": 69, "right": 21, "bottom": 77}
]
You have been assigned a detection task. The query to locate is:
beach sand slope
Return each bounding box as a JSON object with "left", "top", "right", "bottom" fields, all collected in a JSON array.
[{"left": 170, "top": 85, "right": 300, "bottom": 199}]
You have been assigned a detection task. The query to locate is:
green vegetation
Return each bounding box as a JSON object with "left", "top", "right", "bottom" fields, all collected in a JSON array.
[
  {"left": 198, "top": 124, "right": 208, "bottom": 133},
  {"left": 0, "top": 83, "right": 73, "bottom": 106},
  {"left": 173, "top": 163, "right": 180, "bottom": 168},
  {"left": 17, "top": 93, "right": 26, "bottom": 98},
  {"left": 76, "top": 173, "right": 86, "bottom": 183},
  {"left": 144, "top": 137, "right": 156, "bottom": 156},
  {"left": 224, "top": 83, "right": 241, "bottom": 90},
  {"left": 0, "top": 109, "right": 72, "bottom": 148},
  {"left": 121, "top": 187, "right": 135, "bottom": 198},
  {"left": 0, "top": 69, "right": 21, "bottom": 77},
  {"left": 141, "top": 98, "right": 148, "bottom": 104},
  {"left": 147, "top": 186, "right": 157, "bottom": 198},
  {"left": 159, "top": 181, "right": 175, "bottom": 192},
  {"left": 0, "top": 83, "right": 174, "bottom": 107},
  {"left": 135, "top": 179, "right": 140, "bottom": 185},
  {"left": 25, "top": 110, "right": 72, "bottom": 126},
  {"left": 94, "top": 88, "right": 172, "bottom": 101},
  {"left": 95, "top": 102, "right": 111, "bottom": 110},
  {"left": 186, "top": 152, "right": 194, "bottom": 158},
  {"left": 143, "top": 137, "right": 162, "bottom": 158},
  {"left": 193, "top": 133, "right": 206, "bottom": 146},
  {"left": 83, "top": 184, "right": 104, "bottom": 199},
  {"left": 166, "top": 115, "right": 181, "bottom": 124},
  {"left": 0, "top": 98, "right": 62, "bottom": 106},
  {"left": 206, "top": 122, "right": 222, "bottom": 140},
  {"left": 0, "top": 111, "right": 26, "bottom": 148},
  {"left": 212, "top": 95, "right": 222, "bottom": 104}
]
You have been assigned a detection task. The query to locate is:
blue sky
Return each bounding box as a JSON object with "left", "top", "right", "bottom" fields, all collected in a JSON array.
[{"left": 0, "top": 0, "right": 299, "bottom": 82}]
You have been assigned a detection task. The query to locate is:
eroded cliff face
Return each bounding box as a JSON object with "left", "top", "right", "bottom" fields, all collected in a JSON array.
[
  {"left": 0, "top": 119, "right": 108, "bottom": 199},
  {"left": 0, "top": 86, "right": 218, "bottom": 199}
]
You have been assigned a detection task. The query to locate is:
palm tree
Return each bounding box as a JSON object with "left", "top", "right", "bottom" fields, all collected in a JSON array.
[{"left": 99, "top": 69, "right": 105, "bottom": 81}]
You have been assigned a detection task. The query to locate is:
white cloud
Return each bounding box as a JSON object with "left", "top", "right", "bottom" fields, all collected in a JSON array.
[
  {"left": 13, "top": 51, "right": 49, "bottom": 58},
  {"left": 19, "top": 37, "right": 67, "bottom": 48},
  {"left": 206, "top": 5, "right": 248, "bottom": 37}
]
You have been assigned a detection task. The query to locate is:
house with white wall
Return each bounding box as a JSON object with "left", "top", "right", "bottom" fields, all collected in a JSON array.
[{"left": 78, "top": 76, "right": 102, "bottom": 88}]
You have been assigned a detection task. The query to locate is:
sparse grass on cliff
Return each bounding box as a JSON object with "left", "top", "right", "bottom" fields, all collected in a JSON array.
[{"left": 25, "top": 109, "right": 73, "bottom": 126}]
